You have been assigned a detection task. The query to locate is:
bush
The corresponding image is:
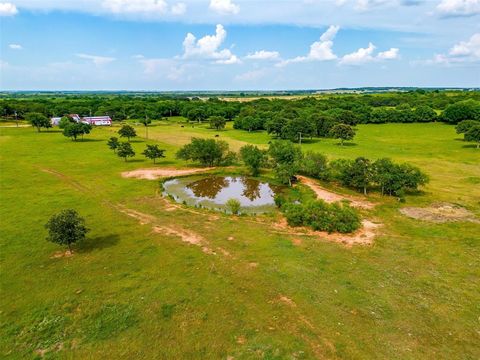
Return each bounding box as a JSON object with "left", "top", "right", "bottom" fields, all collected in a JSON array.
[
  {"left": 226, "top": 198, "right": 241, "bottom": 215},
  {"left": 300, "top": 151, "right": 329, "bottom": 180},
  {"left": 282, "top": 200, "right": 361, "bottom": 234},
  {"left": 176, "top": 138, "right": 235, "bottom": 167}
]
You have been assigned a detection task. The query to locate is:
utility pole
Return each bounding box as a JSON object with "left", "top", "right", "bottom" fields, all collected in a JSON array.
[
  {"left": 14, "top": 110, "right": 18, "bottom": 127},
  {"left": 299, "top": 132, "right": 303, "bottom": 145},
  {"left": 145, "top": 114, "right": 149, "bottom": 139}
]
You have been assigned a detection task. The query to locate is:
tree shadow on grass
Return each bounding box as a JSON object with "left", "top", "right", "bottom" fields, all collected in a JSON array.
[
  {"left": 125, "top": 159, "right": 146, "bottom": 163},
  {"left": 77, "top": 234, "right": 120, "bottom": 253},
  {"left": 336, "top": 142, "right": 357, "bottom": 147},
  {"left": 462, "top": 144, "right": 479, "bottom": 149},
  {"left": 74, "top": 138, "right": 104, "bottom": 142}
]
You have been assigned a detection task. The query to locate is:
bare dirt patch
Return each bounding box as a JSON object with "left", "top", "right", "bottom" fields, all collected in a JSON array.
[
  {"left": 297, "top": 175, "right": 374, "bottom": 209},
  {"left": 273, "top": 218, "right": 381, "bottom": 247},
  {"left": 153, "top": 225, "right": 213, "bottom": 254},
  {"left": 279, "top": 295, "right": 297, "bottom": 307},
  {"left": 121, "top": 167, "right": 214, "bottom": 180},
  {"left": 50, "top": 250, "right": 74, "bottom": 259},
  {"left": 400, "top": 202, "right": 479, "bottom": 223}
]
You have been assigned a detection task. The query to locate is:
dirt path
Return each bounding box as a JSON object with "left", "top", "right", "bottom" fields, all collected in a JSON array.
[
  {"left": 297, "top": 175, "right": 374, "bottom": 210},
  {"left": 121, "top": 167, "right": 214, "bottom": 180}
]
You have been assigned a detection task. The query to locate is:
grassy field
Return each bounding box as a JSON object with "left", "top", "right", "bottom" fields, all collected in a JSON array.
[{"left": 1, "top": 122, "right": 479, "bottom": 359}]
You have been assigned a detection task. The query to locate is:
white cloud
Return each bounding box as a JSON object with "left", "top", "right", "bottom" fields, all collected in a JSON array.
[
  {"left": 9, "top": 44, "right": 23, "bottom": 50},
  {"left": 171, "top": 2, "right": 186, "bottom": 15},
  {"left": 437, "top": 0, "right": 480, "bottom": 17},
  {"left": 235, "top": 69, "right": 266, "bottom": 81},
  {"left": 245, "top": 50, "right": 280, "bottom": 60},
  {"left": 0, "top": 2, "right": 18, "bottom": 16},
  {"left": 132, "top": 54, "right": 145, "bottom": 59},
  {"left": 181, "top": 24, "right": 239, "bottom": 64},
  {"left": 340, "top": 42, "right": 376, "bottom": 65},
  {"left": 377, "top": 47, "right": 399, "bottom": 59},
  {"left": 209, "top": 0, "right": 239, "bottom": 15},
  {"left": 449, "top": 33, "right": 480, "bottom": 57},
  {"left": 421, "top": 33, "right": 480, "bottom": 65},
  {"left": 102, "top": 0, "right": 168, "bottom": 16},
  {"left": 279, "top": 25, "right": 339, "bottom": 66},
  {"left": 76, "top": 53, "right": 116, "bottom": 66}
]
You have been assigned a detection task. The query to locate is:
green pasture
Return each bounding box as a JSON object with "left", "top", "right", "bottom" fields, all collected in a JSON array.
[{"left": 0, "top": 122, "right": 479, "bottom": 359}]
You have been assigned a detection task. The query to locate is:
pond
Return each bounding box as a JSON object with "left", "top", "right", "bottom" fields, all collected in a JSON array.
[{"left": 163, "top": 176, "right": 284, "bottom": 214}]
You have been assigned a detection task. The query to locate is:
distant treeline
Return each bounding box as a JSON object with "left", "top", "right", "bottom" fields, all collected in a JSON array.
[{"left": 1, "top": 91, "right": 479, "bottom": 131}]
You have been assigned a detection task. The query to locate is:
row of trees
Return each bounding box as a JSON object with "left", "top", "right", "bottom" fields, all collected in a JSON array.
[
  {"left": 456, "top": 120, "right": 480, "bottom": 148},
  {"left": 107, "top": 137, "right": 166, "bottom": 162},
  {"left": 5, "top": 92, "right": 479, "bottom": 126}
]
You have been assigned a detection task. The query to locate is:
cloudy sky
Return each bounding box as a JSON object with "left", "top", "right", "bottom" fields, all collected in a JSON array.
[{"left": 1, "top": 0, "right": 479, "bottom": 90}]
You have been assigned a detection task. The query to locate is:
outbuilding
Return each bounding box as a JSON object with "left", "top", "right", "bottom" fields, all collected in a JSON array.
[{"left": 82, "top": 116, "right": 112, "bottom": 126}]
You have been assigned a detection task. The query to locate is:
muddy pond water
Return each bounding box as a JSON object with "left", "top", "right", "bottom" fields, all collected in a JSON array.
[{"left": 163, "top": 176, "right": 284, "bottom": 214}]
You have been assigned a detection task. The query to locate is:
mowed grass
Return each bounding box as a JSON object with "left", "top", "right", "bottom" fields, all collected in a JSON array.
[{"left": 0, "top": 123, "right": 479, "bottom": 359}]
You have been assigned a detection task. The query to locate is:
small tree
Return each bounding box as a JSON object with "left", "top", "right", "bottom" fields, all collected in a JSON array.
[
  {"left": 45, "top": 209, "right": 89, "bottom": 252},
  {"left": 226, "top": 198, "right": 241, "bottom": 215},
  {"left": 240, "top": 145, "right": 265, "bottom": 176},
  {"left": 117, "top": 142, "right": 135, "bottom": 161},
  {"left": 142, "top": 144, "right": 166, "bottom": 164},
  {"left": 340, "top": 157, "right": 374, "bottom": 195},
  {"left": 464, "top": 125, "right": 480, "bottom": 149},
  {"left": 25, "top": 112, "right": 51, "bottom": 132},
  {"left": 63, "top": 123, "right": 92, "bottom": 141},
  {"left": 176, "top": 138, "right": 235, "bottom": 167},
  {"left": 107, "top": 137, "right": 120, "bottom": 152},
  {"left": 118, "top": 124, "right": 137, "bottom": 142},
  {"left": 330, "top": 123, "right": 356, "bottom": 146},
  {"left": 300, "top": 151, "right": 329, "bottom": 180},
  {"left": 208, "top": 116, "right": 227, "bottom": 131},
  {"left": 139, "top": 117, "right": 152, "bottom": 139}
]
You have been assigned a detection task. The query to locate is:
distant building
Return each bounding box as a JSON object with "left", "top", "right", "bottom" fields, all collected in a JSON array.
[
  {"left": 51, "top": 117, "right": 62, "bottom": 126},
  {"left": 82, "top": 116, "right": 112, "bottom": 126}
]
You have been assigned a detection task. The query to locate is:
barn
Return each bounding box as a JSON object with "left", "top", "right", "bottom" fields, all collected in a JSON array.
[{"left": 82, "top": 116, "right": 112, "bottom": 126}]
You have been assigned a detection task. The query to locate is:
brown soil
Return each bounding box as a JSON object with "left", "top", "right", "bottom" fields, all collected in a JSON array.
[
  {"left": 153, "top": 225, "right": 213, "bottom": 254},
  {"left": 400, "top": 202, "right": 479, "bottom": 223},
  {"left": 50, "top": 250, "right": 74, "bottom": 259},
  {"left": 297, "top": 175, "right": 374, "bottom": 209},
  {"left": 121, "top": 167, "right": 214, "bottom": 180},
  {"left": 279, "top": 295, "right": 297, "bottom": 307},
  {"left": 273, "top": 218, "right": 381, "bottom": 247}
]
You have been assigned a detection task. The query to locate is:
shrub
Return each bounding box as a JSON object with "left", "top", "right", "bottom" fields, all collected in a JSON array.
[
  {"left": 282, "top": 200, "right": 361, "bottom": 234},
  {"left": 300, "top": 151, "right": 329, "bottom": 180},
  {"left": 226, "top": 198, "right": 241, "bottom": 215}
]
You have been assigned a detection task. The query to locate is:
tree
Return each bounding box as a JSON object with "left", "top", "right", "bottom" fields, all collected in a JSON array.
[
  {"left": 176, "top": 138, "right": 235, "bottom": 166},
  {"left": 142, "top": 144, "right": 166, "bottom": 163},
  {"left": 414, "top": 105, "right": 437, "bottom": 123},
  {"left": 107, "top": 137, "right": 120, "bottom": 152},
  {"left": 58, "top": 116, "right": 74, "bottom": 129},
  {"left": 25, "top": 112, "right": 51, "bottom": 132},
  {"left": 45, "top": 209, "right": 89, "bottom": 252},
  {"left": 117, "top": 142, "right": 135, "bottom": 161},
  {"left": 442, "top": 100, "right": 480, "bottom": 124},
  {"left": 300, "top": 151, "right": 329, "bottom": 180},
  {"left": 282, "top": 117, "right": 315, "bottom": 143},
  {"left": 240, "top": 145, "right": 266, "bottom": 176},
  {"left": 226, "top": 198, "right": 241, "bottom": 215},
  {"left": 339, "top": 157, "right": 374, "bottom": 195},
  {"left": 330, "top": 123, "right": 356, "bottom": 146},
  {"left": 208, "top": 116, "right": 227, "bottom": 131},
  {"left": 139, "top": 117, "right": 152, "bottom": 139},
  {"left": 464, "top": 125, "right": 480, "bottom": 149},
  {"left": 63, "top": 123, "right": 92, "bottom": 141},
  {"left": 455, "top": 120, "right": 480, "bottom": 134},
  {"left": 118, "top": 124, "right": 137, "bottom": 141},
  {"left": 268, "top": 140, "right": 303, "bottom": 186}
]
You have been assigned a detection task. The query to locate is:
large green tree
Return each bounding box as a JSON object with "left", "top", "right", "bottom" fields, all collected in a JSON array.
[
  {"left": 45, "top": 209, "right": 89, "bottom": 252},
  {"left": 240, "top": 145, "right": 266, "bottom": 176},
  {"left": 268, "top": 140, "right": 303, "bottom": 186},
  {"left": 25, "top": 112, "right": 51, "bottom": 132},
  {"left": 63, "top": 123, "right": 92, "bottom": 141},
  {"left": 176, "top": 138, "right": 235, "bottom": 166},
  {"left": 330, "top": 123, "right": 356, "bottom": 146},
  {"left": 118, "top": 124, "right": 137, "bottom": 142},
  {"left": 464, "top": 125, "right": 480, "bottom": 149},
  {"left": 208, "top": 116, "right": 227, "bottom": 131},
  {"left": 117, "top": 142, "right": 136, "bottom": 161},
  {"left": 142, "top": 144, "right": 166, "bottom": 163}
]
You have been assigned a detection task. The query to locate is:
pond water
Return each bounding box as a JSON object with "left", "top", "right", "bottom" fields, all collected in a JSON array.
[{"left": 163, "top": 176, "right": 284, "bottom": 214}]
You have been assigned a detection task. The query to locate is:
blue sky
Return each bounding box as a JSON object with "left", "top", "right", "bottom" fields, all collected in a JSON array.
[{"left": 1, "top": 0, "right": 479, "bottom": 90}]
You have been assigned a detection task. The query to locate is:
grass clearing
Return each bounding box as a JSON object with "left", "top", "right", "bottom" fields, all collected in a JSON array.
[{"left": 1, "top": 123, "right": 479, "bottom": 359}]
